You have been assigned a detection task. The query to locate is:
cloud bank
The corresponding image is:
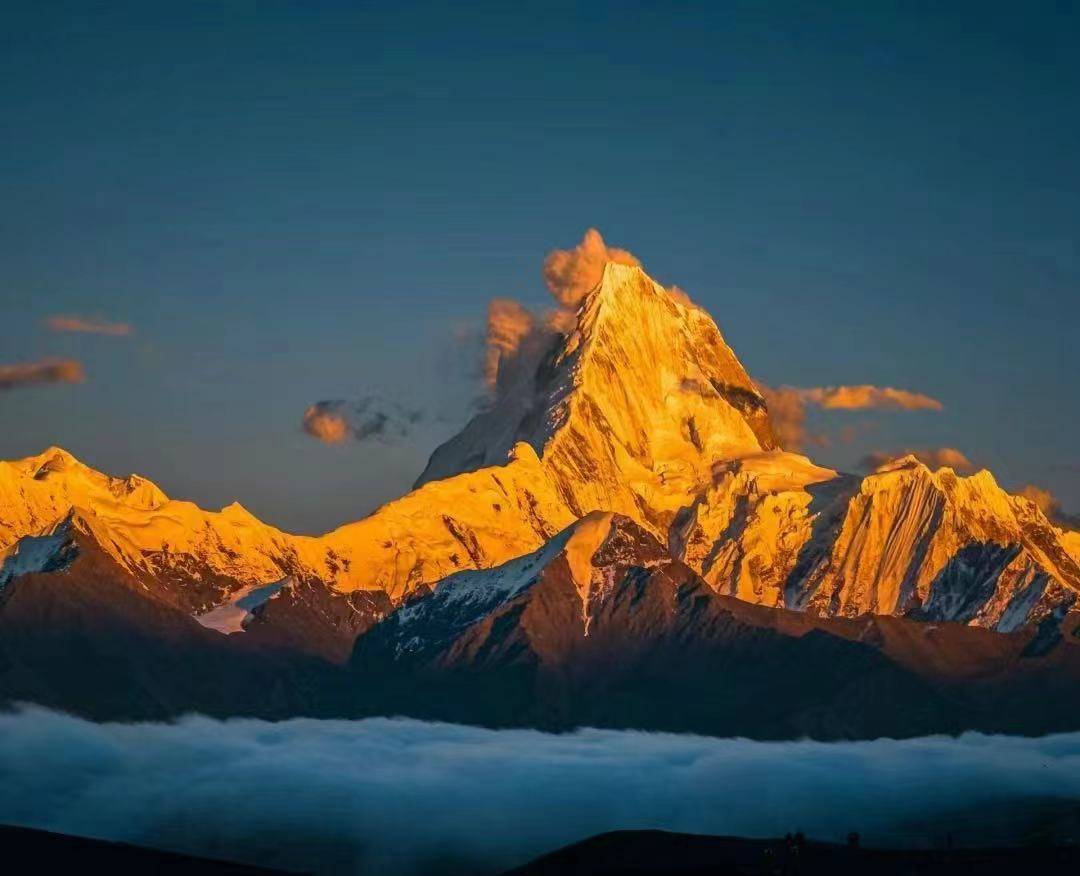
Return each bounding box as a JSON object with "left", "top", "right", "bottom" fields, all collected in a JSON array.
[
  {"left": 302, "top": 398, "right": 422, "bottom": 445},
  {"left": 861, "top": 447, "right": 976, "bottom": 473},
  {"left": 1, "top": 709, "right": 1078, "bottom": 876},
  {"left": 45, "top": 315, "right": 133, "bottom": 336},
  {"left": 0, "top": 359, "right": 85, "bottom": 391}
]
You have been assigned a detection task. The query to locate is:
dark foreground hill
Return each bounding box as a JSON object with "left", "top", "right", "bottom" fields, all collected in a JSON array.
[
  {"left": 10, "top": 823, "right": 1080, "bottom": 876},
  {"left": 0, "top": 824, "right": 298, "bottom": 875},
  {"left": 502, "top": 829, "right": 1080, "bottom": 876}
]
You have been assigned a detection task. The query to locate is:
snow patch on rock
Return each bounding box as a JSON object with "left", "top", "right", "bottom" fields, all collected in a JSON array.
[
  {"left": 0, "top": 528, "right": 77, "bottom": 587},
  {"left": 195, "top": 578, "right": 290, "bottom": 634}
]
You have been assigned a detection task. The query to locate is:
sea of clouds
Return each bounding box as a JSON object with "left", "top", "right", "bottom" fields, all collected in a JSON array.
[{"left": 1, "top": 707, "right": 1078, "bottom": 874}]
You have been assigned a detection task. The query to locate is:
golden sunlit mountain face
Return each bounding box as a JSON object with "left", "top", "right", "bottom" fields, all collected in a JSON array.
[{"left": 4, "top": 247, "right": 1078, "bottom": 641}]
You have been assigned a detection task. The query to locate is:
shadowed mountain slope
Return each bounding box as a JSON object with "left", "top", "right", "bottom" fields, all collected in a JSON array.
[{"left": 352, "top": 514, "right": 1080, "bottom": 738}]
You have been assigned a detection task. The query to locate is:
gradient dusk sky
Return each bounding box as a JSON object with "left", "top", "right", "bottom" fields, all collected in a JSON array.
[{"left": 2, "top": 1, "right": 1077, "bottom": 533}]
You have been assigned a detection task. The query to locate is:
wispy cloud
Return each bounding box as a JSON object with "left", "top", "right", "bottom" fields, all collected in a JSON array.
[
  {"left": 0, "top": 359, "right": 85, "bottom": 391},
  {"left": 757, "top": 382, "right": 944, "bottom": 452},
  {"left": 754, "top": 384, "right": 822, "bottom": 452},
  {"left": 44, "top": 315, "right": 133, "bottom": 336},
  {"left": 797, "top": 385, "right": 943, "bottom": 411},
  {"left": 484, "top": 298, "right": 537, "bottom": 392},
  {"left": 1, "top": 709, "right": 1078, "bottom": 876},
  {"left": 1016, "top": 484, "right": 1080, "bottom": 529},
  {"left": 861, "top": 447, "right": 975, "bottom": 473},
  {"left": 302, "top": 397, "right": 423, "bottom": 445}
]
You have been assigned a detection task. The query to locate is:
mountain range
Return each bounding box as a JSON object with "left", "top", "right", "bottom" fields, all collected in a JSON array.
[{"left": 2, "top": 263, "right": 1078, "bottom": 735}]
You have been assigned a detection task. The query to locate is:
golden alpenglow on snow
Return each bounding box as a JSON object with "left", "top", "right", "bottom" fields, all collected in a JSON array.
[{"left": 3, "top": 259, "right": 1077, "bottom": 661}]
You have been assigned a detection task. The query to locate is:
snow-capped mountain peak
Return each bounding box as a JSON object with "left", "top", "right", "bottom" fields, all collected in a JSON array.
[
  {"left": 417, "top": 263, "right": 776, "bottom": 534},
  {"left": 0, "top": 262, "right": 1077, "bottom": 653}
]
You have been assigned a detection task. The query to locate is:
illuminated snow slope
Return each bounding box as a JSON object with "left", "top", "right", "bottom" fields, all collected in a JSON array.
[{"left": 1, "top": 263, "right": 1077, "bottom": 636}]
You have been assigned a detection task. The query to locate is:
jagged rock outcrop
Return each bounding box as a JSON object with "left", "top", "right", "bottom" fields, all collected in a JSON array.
[{"left": 671, "top": 453, "right": 1080, "bottom": 631}]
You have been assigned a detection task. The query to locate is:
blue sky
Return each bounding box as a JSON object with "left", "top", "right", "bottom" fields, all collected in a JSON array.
[{"left": 2, "top": 1, "right": 1077, "bottom": 532}]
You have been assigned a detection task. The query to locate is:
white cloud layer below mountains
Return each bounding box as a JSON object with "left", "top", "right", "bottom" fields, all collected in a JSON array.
[{"left": 1, "top": 708, "right": 1078, "bottom": 875}]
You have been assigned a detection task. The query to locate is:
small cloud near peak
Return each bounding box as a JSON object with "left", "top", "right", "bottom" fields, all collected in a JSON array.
[
  {"left": 484, "top": 299, "right": 536, "bottom": 392},
  {"left": 799, "top": 385, "right": 943, "bottom": 412},
  {"left": 481, "top": 229, "right": 700, "bottom": 396},
  {"left": 757, "top": 383, "right": 944, "bottom": 452},
  {"left": 754, "top": 384, "right": 821, "bottom": 452},
  {"left": 542, "top": 228, "right": 641, "bottom": 309},
  {"left": 302, "top": 404, "right": 351, "bottom": 444},
  {"left": 0, "top": 359, "right": 85, "bottom": 391},
  {"left": 302, "top": 397, "right": 423, "bottom": 446},
  {"left": 45, "top": 315, "right": 133, "bottom": 336},
  {"left": 1017, "top": 484, "right": 1057, "bottom": 515},
  {"left": 1015, "top": 484, "right": 1080, "bottom": 529}
]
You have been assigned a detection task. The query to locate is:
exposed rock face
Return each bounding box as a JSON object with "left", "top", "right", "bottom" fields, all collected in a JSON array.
[
  {"left": 671, "top": 454, "right": 1080, "bottom": 631},
  {"left": 670, "top": 450, "right": 844, "bottom": 607}
]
